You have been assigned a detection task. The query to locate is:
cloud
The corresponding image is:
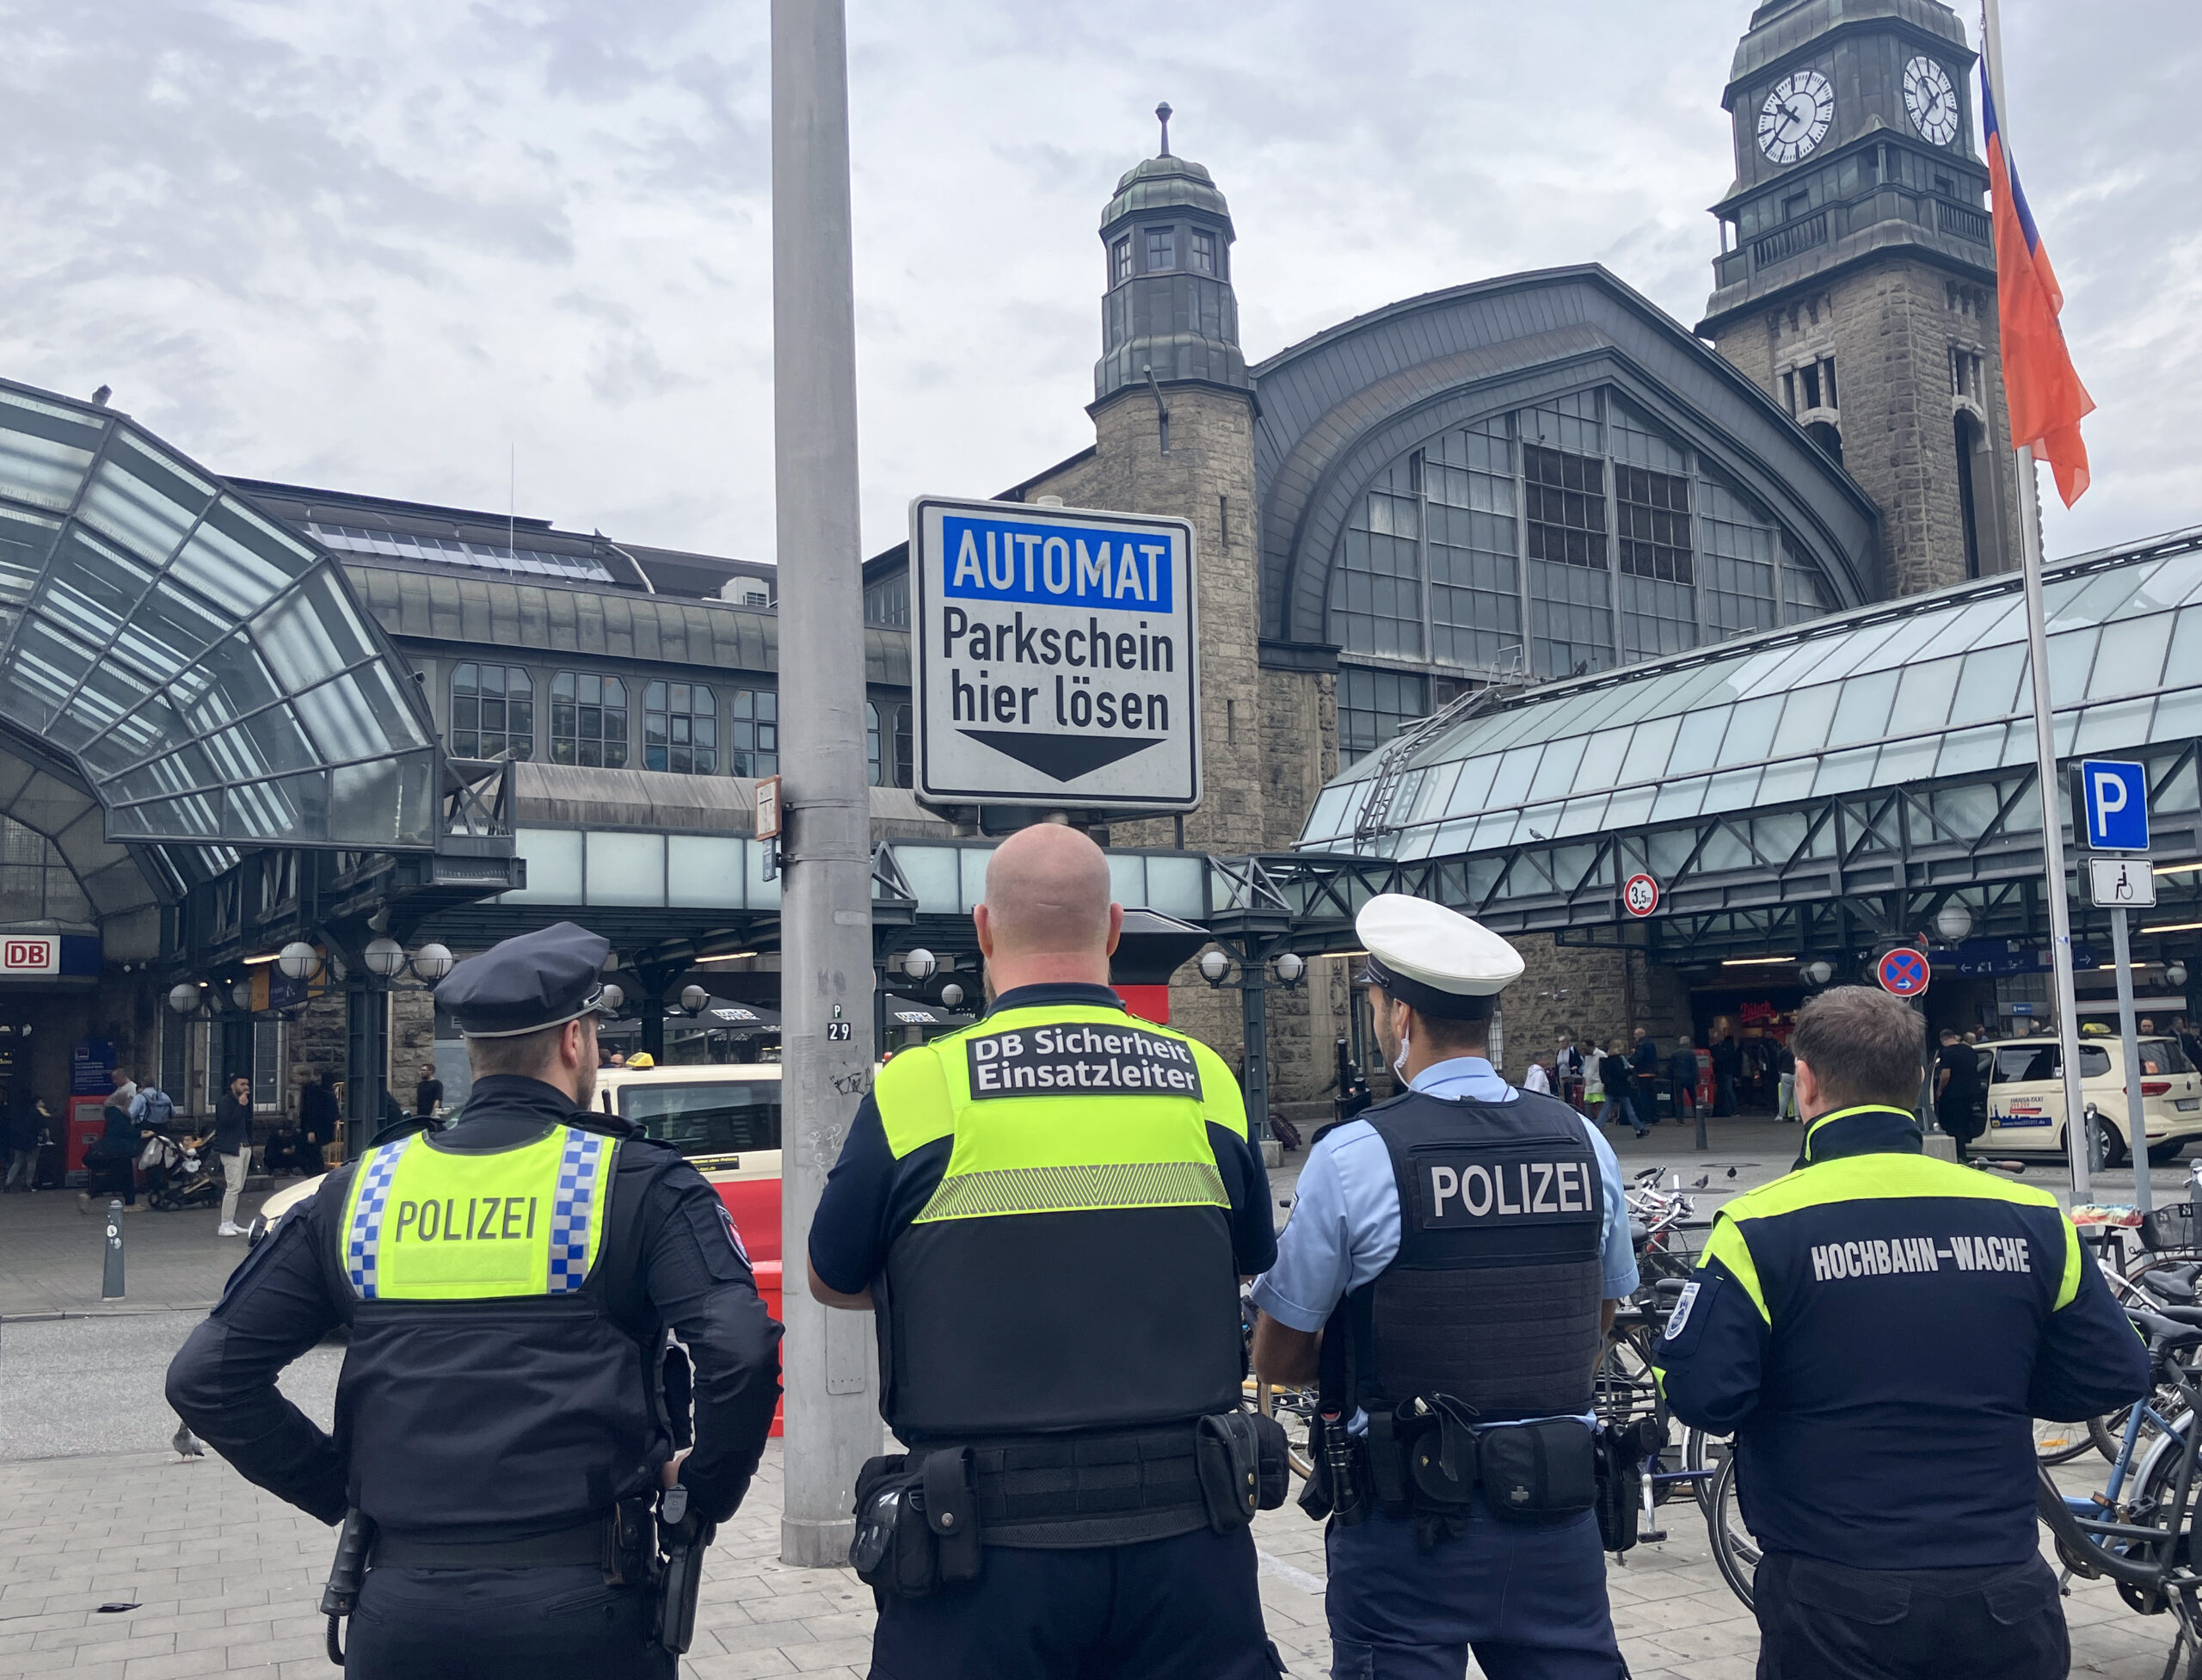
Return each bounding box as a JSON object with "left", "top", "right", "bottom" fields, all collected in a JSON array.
[{"left": 0, "top": 0, "right": 2187, "bottom": 567}]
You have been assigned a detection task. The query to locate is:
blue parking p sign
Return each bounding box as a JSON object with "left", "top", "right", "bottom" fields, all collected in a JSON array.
[{"left": 2081, "top": 759, "right": 2150, "bottom": 852}]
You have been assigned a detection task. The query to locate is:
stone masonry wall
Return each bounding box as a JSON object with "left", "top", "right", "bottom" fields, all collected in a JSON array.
[
  {"left": 1711, "top": 258, "right": 2024, "bottom": 598},
  {"left": 1024, "top": 384, "right": 1269, "bottom": 1076}
]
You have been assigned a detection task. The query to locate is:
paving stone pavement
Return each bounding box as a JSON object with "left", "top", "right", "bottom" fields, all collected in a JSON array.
[{"left": 0, "top": 1438, "right": 2185, "bottom": 1679}]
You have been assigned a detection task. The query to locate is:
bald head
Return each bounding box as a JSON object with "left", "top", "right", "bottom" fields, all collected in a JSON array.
[{"left": 975, "top": 824, "right": 1123, "bottom": 988}]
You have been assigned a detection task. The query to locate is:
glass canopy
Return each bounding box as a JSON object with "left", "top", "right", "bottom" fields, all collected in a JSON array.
[
  {"left": 0, "top": 379, "right": 440, "bottom": 851},
  {"left": 1300, "top": 527, "right": 2202, "bottom": 859}
]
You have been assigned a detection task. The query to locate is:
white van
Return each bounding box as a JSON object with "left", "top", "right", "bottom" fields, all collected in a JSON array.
[
  {"left": 591, "top": 1062, "right": 783, "bottom": 1183},
  {"left": 1983, "top": 1035, "right": 2202, "bottom": 1166}
]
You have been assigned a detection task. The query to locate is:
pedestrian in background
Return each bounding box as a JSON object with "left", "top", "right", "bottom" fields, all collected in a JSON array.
[
  {"left": 1709, "top": 1030, "right": 1741, "bottom": 1116},
  {"left": 1555, "top": 1031, "right": 1584, "bottom": 1108},
  {"left": 1606, "top": 1037, "right": 1645, "bottom": 1137},
  {"left": 80, "top": 1069, "right": 141, "bottom": 1212},
  {"left": 298, "top": 1070, "right": 339, "bottom": 1166},
  {"left": 414, "top": 1061, "right": 443, "bottom": 1120},
  {"left": 1630, "top": 1027, "right": 1661, "bottom": 1124},
  {"left": 1669, "top": 1037, "right": 1701, "bottom": 1124},
  {"left": 1522, "top": 1057, "right": 1553, "bottom": 1096},
  {"left": 1935, "top": 1027, "right": 1985, "bottom": 1162},
  {"left": 3, "top": 1085, "right": 40, "bottom": 1191},
  {"left": 211, "top": 1074, "right": 254, "bottom": 1237},
  {"left": 1584, "top": 1040, "right": 1606, "bottom": 1124}
]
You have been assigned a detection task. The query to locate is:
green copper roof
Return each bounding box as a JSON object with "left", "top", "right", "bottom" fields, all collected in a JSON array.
[{"left": 1101, "top": 156, "right": 1233, "bottom": 231}]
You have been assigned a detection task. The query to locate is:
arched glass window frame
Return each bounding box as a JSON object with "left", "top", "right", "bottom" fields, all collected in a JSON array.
[{"left": 1324, "top": 389, "right": 1838, "bottom": 695}]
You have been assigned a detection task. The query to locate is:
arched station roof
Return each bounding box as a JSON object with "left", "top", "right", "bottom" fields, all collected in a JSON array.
[
  {"left": 1249, "top": 265, "right": 1885, "bottom": 649},
  {"left": 0, "top": 378, "right": 446, "bottom": 905}
]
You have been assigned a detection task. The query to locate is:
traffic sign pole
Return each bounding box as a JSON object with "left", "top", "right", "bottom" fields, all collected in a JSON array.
[{"left": 2111, "top": 908, "right": 2154, "bottom": 1221}]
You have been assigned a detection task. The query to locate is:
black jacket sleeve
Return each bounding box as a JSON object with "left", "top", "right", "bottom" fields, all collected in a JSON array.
[
  {"left": 2030, "top": 1234, "right": 2150, "bottom": 1421},
  {"left": 164, "top": 1191, "right": 348, "bottom": 1523},
  {"left": 639, "top": 1165, "right": 785, "bottom": 1524},
  {"left": 1653, "top": 1248, "right": 1770, "bottom": 1435}
]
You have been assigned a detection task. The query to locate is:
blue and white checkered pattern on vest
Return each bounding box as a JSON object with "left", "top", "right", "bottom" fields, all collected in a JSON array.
[
  {"left": 346, "top": 1134, "right": 416, "bottom": 1300},
  {"left": 547, "top": 1129, "right": 607, "bottom": 1294}
]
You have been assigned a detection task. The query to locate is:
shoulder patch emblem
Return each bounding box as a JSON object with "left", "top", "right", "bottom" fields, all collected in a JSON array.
[
  {"left": 1664, "top": 1279, "right": 1701, "bottom": 1339},
  {"left": 717, "top": 1202, "right": 750, "bottom": 1266}
]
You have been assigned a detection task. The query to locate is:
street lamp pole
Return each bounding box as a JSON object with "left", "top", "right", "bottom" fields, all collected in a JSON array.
[{"left": 772, "top": 0, "right": 882, "bottom": 1567}]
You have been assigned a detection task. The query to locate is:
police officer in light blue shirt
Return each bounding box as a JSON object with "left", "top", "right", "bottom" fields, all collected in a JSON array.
[{"left": 1252, "top": 895, "right": 1635, "bottom": 1680}]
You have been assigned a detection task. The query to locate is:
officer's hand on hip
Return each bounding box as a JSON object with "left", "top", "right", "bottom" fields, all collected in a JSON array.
[{"left": 662, "top": 1448, "right": 691, "bottom": 1489}]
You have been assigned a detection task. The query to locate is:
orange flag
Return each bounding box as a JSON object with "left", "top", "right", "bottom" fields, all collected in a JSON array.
[{"left": 1982, "top": 63, "right": 2093, "bottom": 506}]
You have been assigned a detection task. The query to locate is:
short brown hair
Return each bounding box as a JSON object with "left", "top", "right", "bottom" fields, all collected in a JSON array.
[
  {"left": 1792, "top": 987, "right": 1926, "bottom": 1111},
  {"left": 467, "top": 1021, "right": 571, "bottom": 1080}
]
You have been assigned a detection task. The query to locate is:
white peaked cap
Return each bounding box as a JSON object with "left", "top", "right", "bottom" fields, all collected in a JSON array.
[{"left": 1354, "top": 893, "right": 1525, "bottom": 1017}]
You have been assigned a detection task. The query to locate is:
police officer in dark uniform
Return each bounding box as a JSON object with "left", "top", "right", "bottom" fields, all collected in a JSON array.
[
  {"left": 166, "top": 922, "right": 783, "bottom": 1680},
  {"left": 1252, "top": 895, "right": 1638, "bottom": 1679},
  {"left": 1656, "top": 986, "right": 2149, "bottom": 1679},
  {"left": 807, "top": 823, "right": 1286, "bottom": 1679}
]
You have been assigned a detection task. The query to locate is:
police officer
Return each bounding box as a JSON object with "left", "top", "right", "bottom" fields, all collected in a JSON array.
[
  {"left": 1655, "top": 986, "right": 2149, "bottom": 1679},
  {"left": 807, "top": 822, "right": 1285, "bottom": 1679},
  {"left": 166, "top": 922, "right": 784, "bottom": 1679},
  {"left": 1251, "top": 894, "right": 1638, "bottom": 1680}
]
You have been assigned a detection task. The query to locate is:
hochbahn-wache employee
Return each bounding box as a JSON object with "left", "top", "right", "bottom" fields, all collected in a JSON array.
[
  {"left": 807, "top": 822, "right": 1289, "bottom": 1680},
  {"left": 167, "top": 922, "right": 784, "bottom": 1680},
  {"left": 1656, "top": 986, "right": 2147, "bottom": 1680},
  {"left": 1251, "top": 895, "right": 1637, "bottom": 1679}
]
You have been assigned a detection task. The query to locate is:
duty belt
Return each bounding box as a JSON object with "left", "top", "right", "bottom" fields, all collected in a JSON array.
[
  {"left": 367, "top": 1505, "right": 649, "bottom": 1576},
  {"left": 901, "top": 1425, "right": 1212, "bottom": 1548}
]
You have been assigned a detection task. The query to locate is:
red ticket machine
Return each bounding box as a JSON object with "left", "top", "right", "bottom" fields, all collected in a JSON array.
[{"left": 65, "top": 1095, "right": 108, "bottom": 1181}]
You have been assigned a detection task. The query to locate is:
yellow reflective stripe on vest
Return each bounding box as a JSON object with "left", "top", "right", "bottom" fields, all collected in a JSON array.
[
  {"left": 341, "top": 1125, "right": 611, "bottom": 1301},
  {"left": 915, "top": 1159, "right": 1229, "bottom": 1222}
]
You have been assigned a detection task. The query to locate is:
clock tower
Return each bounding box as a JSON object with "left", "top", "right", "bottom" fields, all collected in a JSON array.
[{"left": 1701, "top": 0, "right": 2020, "bottom": 596}]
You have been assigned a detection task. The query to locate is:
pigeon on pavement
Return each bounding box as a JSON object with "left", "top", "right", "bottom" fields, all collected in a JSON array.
[{"left": 172, "top": 1424, "right": 205, "bottom": 1459}]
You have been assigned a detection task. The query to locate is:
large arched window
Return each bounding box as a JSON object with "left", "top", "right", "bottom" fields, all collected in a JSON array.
[{"left": 1326, "top": 390, "right": 1836, "bottom": 705}]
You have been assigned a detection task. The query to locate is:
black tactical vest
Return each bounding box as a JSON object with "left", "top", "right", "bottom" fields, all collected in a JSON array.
[
  {"left": 1319, "top": 1087, "right": 1606, "bottom": 1421},
  {"left": 316, "top": 1087, "right": 680, "bottom": 1539}
]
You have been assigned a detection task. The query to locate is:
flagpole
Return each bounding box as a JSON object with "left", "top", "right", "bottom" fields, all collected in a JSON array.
[{"left": 1983, "top": 0, "right": 2090, "bottom": 1199}]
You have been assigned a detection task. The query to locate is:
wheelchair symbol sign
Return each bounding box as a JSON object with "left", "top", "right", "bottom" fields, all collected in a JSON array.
[{"left": 1876, "top": 947, "right": 1929, "bottom": 998}]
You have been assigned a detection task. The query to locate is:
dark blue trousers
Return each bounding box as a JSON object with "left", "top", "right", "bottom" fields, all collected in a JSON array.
[
  {"left": 345, "top": 1564, "right": 672, "bottom": 1679},
  {"left": 868, "top": 1526, "right": 1282, "bottom": 1680},
  {"left": 1325, "top": 1505, "right": 1627, "bottom": 1680}
]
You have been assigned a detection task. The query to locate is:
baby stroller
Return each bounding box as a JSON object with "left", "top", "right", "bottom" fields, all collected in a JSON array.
[{"left": 141, "top": 1133, "right": 222, "bottom": 1212}]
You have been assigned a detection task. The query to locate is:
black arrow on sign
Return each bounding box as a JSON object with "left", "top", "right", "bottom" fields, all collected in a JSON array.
[{"left": 960, "top": 730, "right": 1161, "bottom": 782}]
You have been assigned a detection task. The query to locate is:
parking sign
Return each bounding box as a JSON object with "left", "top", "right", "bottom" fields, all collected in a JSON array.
[{"left": 2080, "top": 759, "right": 2150, "bottom": 852}]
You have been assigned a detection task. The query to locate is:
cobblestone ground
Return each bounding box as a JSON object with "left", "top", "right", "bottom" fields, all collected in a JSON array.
[
  {"left": 0, "top": 1433, "right": 2184, "bottom": 1679},
  {"left": 0, "top": 1119, "right": 2192, "bottom": 1677}
]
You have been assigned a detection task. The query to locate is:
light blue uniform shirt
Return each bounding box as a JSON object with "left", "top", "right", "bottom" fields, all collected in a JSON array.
[{"left": 1251, "top": 1055, "right": 1639, "bottom": 1334}]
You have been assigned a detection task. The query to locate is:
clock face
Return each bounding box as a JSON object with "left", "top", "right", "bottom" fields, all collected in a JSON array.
[
  {"left": 1904, "top": 55, "right": 1960, "bottom": 146},
  {"left": 1757, "top": 69, "right": 1835, "bottom": 165}
]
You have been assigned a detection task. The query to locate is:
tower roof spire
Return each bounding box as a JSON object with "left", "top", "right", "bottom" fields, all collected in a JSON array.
[{"left": 1156, "top": 102, "right": 1172, "bottom": 157}]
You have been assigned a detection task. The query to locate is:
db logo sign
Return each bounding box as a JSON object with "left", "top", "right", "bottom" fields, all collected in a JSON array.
[
  {"left": 1621, "top": 874, "right": 1660, "bottom": 919},
  {"left": 0, "top": 938, "right": 56, "bottom": 974}
]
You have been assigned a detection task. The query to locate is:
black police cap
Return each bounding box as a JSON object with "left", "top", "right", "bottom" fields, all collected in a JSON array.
[{"left": 435, "top": 921, "right": 614, "bottom": 1039}]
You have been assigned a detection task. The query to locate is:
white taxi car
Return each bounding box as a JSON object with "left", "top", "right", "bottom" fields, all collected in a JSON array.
[{"left": 1982, "top": 1034, "right": 2202, "bottom": 1166}]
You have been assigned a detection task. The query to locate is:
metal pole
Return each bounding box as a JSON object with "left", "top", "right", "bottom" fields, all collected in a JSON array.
[
  {"left": 772, "top": 0, "right": 882, "bottom": 1568},
  {"left": 2113, "top": 908, "right": 2154, "bottom": 1218},
  {"left": 1240, "top": 963, "right": 1269, "bottom": 1142},
  {"left": 1986, "top": 0, "right": 2085, "bottom": 1197},
  {"left": 101, "top": 1197, "right": 124, "bottom": 1299}
]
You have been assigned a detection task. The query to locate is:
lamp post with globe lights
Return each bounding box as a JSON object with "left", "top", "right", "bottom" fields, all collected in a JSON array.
[{"left": 1196, "top": 944, "right": 1309, "bottom": 1148}]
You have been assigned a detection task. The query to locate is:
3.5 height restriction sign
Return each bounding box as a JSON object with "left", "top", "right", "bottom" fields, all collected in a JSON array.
[{"left": 911, "top": 495, "right": 1201, "bottom": 812}]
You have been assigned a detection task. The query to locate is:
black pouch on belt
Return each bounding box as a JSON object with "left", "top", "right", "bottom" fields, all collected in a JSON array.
[
  {"left": 1477, "top": 1418, "right": 1599, "bottom": 1523},
  {"left": 1592, "top": 1425, "right": 1643, "bottom": 1554},
  {"left": 921, "top": 1448, "right": 981, "bottom": 1585},
  {"left": 849, "top": 1454, "right": 938, "bottom": 1597},
  {"left": 1195, "top": 1412, "right": 1262, "bottom": 1532}
]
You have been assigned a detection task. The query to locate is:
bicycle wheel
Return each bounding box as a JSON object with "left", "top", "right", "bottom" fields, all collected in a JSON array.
[
  {"left": 1707, "top": 1453, "right": 1760, "bottom": 1609},
  {"left": 2033, "top": 1416, "right": 2101, "bottom": 1466},
  {"left": 1682, "top": 1426, "right": 1732, "bottom": 1517}
]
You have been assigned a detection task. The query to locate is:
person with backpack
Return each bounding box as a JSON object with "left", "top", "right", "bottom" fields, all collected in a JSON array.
[{"left": 80, "top": 1069, "right": 143, "bottom": 1212}]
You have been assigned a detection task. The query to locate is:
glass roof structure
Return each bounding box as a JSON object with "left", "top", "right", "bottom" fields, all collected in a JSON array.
[
  {"left": 305, "top": 520, "right": 618, "bottom": 585},
  {"left": 1300, "top": 526, "right": 2202, "bottom": 864},
  {"left": 0, "top": 378, "right": 442, "bottom": 860}
]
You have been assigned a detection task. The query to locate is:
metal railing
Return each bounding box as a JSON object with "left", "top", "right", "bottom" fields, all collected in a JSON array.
[{"left": 1751, "top": 212, "right": 1828, "bottom": 269}]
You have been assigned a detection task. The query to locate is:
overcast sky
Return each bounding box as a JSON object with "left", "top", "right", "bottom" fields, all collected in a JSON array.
[{"left": 0, "top": 1, "right": 2192, "bottom": 570}]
